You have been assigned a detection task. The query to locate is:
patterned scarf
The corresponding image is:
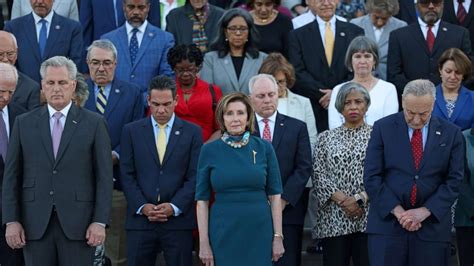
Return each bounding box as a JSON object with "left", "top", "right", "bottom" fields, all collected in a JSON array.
[{"left": 189, "top": 4, "right": 209, "bottom": 53}]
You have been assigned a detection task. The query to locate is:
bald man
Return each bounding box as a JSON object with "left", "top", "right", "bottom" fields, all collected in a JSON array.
[
  {"left": 0, "top": 63, "right": 27, "bottom": 266},
  {"left": 0, "top": 31, "right": 40, "bottom": 110}
]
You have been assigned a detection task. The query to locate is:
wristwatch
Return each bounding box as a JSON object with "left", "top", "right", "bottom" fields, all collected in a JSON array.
[{"left": 354, "top": 193, "right": 364, "bottom": 208}]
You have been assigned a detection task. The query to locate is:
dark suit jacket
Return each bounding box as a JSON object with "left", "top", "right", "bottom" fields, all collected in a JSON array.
[
  {"left": 364, "top": 112, "right": 465, "bottom": 242},
  {"left": 166, "top": 3, "right": 224, "bottom": 50},
  {"left": 2, "top": 104, "right": 113, "bottom": 241},
  {"left": 4, "top": 12, "right": 84, "bottom": 82},
  {"left": 254, "top": 113, "right": 312, "bottom": 225},
  {"left": 120, "top": 116, "right": 202, "bottom": 230},
  {"left": 443, "top": 0, "right": 474, "bottom": 52},
  {"left": 84, "top": 79, "right": 144, "bottom": 189},
  {"left": 395, "top": 0, "right": 417, "bottom": 25},
  {"left": 387, "top": 21, "right": 472, "bottom": 97},
  {"left": 13, "top": 72, "right": 40, "bottom": 111},
  {"left": 433, "top": 85, "right": 474, "bottom": 131},
  {"left": 288, "top": 19, "right": 364, "bottom": 132}
]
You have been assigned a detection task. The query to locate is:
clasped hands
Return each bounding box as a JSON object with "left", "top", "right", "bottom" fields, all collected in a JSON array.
[
  {"left": 332, "top": 192, "right": 364, "bottom": 219},
  {"left": 392, "top": 205, "right": 431, "bottom": 232},
  {"left": 142, "top": 203, "right": 174, "bottom": 222}
]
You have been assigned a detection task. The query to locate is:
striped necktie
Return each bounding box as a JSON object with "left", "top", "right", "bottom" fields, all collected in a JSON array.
[{"left": 96, "top": 86, "right": 107, "bottom": 114}]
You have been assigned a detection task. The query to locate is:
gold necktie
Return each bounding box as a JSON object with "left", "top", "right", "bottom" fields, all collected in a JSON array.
[
  {"left": 324, "top": 22, "right": 334, "bottom": 66},
  {"left": 156, "top": 124, "right": 167, "bottom": 163}
]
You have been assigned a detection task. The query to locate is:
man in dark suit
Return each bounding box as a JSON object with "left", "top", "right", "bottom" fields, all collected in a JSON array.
[
  {"left": 84, "top": 39, "right": 144, "bottom": 266},
  {"left": 0, "top": 31, "right": 40, "bottom": 111},
  {"left": 249, "top": 74, "right": 312, "bottom": 266},
  {"left": 102, "top": 0, "right": 174, "bottom": 104},
  {"left": 364, "top": 79, "right": 465, "bottom": 266},
  {"left": 4, "top": 0, "right": 84, "bottom": 83},
  {"left": 0, "top": 63, "right": 26, "bottom": 266},
  {"left": 289, "top": 0, "right": 363, "bottom": 132},
  {"left": 2, "top": 56, "right": 113, "bottom": 265},
  {"left": 387, "top": 0, "right": 472, "bottom": 99},
  {"left": 395, "top": 0, "right": 418, "bottom": 24},
  {"left": 120, "top": 75, "right": 202, "bottom": 266}
]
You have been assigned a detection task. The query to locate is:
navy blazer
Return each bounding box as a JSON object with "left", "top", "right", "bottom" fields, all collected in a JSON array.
[
  {"left": 120, "top": 116, "right": 202, "bottom": 230},
  {"left": 254, "top": 113, "right": 312, "bottom": 225},
  {"left": 5, "top": 12, "right": 83, "bottom": 82},
  {"left": 13, "top": 72, "right": 40, "bottom": 111},
  {"left": 433, "top": 85, "right": 474, "bottom": 131},
  {"left": 364, "top": 112, "right": 465, "bottom": 242}
]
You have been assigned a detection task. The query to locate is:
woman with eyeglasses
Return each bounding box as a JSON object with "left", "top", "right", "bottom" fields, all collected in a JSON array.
[
  {"left": 200, "top": 8, "right": 267, "bottom": 95},
  {"left": 168, "top": 44, "right": 223, "bottom": 142}
]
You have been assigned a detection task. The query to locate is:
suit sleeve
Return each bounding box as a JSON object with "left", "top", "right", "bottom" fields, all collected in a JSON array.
[
  {"left": 170, "top": 127, "right": 203, "bottom": 213},
  {"left": 69, "top": 21, "right": 85, "bottom": 73},
  {"left": 457, "top": 154, "right": 474, "bottom": 219},
  {"left": 27, "top": 82, "right": 41, "bottom": 110},
  {"left": 387, "top": 30, "right": 408, "bottom": 96},
  {"left": 364, "top": 122, "right": 402, "bottom": 219},
  {"left": 165, "top": 11, "right": 178, "bottom": 42},
  {"left": 79, "top": 0, "right": 93, "bottom": 48},
  {"left": 424, "top": 128, "right": 464, "bottom": 222},
  {"left": 281, "top": 123, "right": 312, "bottom": 206},
  {"left": 288, "top": 30, "right": 325, "bottom": 101},
  {"left": 92, "top": 117, "right": 114, "bottom": 224},
  {"left": 1, "top": 116, "right": 23, "bottom": 225},
  {"left": 200, "top": 53, "right": 215, "bottom": 85},
  {"left": 157, "top": 33, "right": 175, "bottom": 78}
]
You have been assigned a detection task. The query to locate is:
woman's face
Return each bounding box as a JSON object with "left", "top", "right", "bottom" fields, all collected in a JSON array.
[
  {"left": 439, "top": 60, "right": 463, "bottom": 92},
  {"left": 253, "top": 0, "right": 275, "bottom": 20},
  {"left": 174, "top": 59, "right": 198, "bottom": 87},
  {"left": 370, "top": 10, "right": 391, "bottom": 29},
  {"left": 223, "top": 101, "right": 248, "bottom": 135},
  {"left": 352, "top": 51, "right": 375, "bottom": 77},
  {"left": 274, "top": 71, "right": 288, "bottom": 97},
  {"left": 225, "top": 16, "right": 249, "bottom": 50},
  {"left": 341, "top": 90, "right": 368, "bottom": 127}
]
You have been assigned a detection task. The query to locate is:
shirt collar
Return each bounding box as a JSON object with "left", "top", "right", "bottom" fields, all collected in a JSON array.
[
  {"left": 316, "top": 15, "right": 336, "bottom": 26},
  {"left": 417, "top": 17, "right": 440, "bottom": 29},
  {"left": 47, "top": 101, "right": 72, "bottom": 118},
  {"left": 255, "top": 111, "right": 277, "bottom": 123},
  {"left": 151, "top": 113, "right": 175, "bottom": 129},
  {"left": 32, "top": 9, "right": 54, "bottom": 25},
  {"left": 125, "top": 20, "right": 148, "bottom": 34}
]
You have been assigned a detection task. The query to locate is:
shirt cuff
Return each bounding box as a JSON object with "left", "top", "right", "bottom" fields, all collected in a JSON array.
[
  {"left": 170, "top": 203, "right": 181, "bottom": 216},
  {"left": 112, "top": 150, "right": 120, "bottom": 160},
  {"left": 137, "top": 204, "right": 145, "bottom": 215}
]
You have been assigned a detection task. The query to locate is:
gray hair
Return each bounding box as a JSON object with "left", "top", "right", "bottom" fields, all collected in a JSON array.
[
  {"left": 74, "top": 73, "right": 90, "bottom": 107},
  {"left": 86, "top": 39, "right": 118, "bottom": 61},
  {"left": 334, "top": 82, "right": 371, "bottom": 113},
  {"left": 345, "top": 36, "right": 380, "bottom": 72},
  {"left": 0, "top": 62, "right": 18, "bottom": 84},
  {"left": 248, "top": 74, "right": 278, "bottom": 94},
  {"left": 402, "top": 79, "right": 436, "bottom": 100},
  {"left": 40, "top": 56, "right": 77, "bottom": 80},
  {"left": 365, "top": 0, "right": 400, "bottom": 16}
]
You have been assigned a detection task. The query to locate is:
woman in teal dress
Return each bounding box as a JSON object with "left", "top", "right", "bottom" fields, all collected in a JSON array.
[{"left": 196, "top": 92, "right": 285, "bottom": 266}]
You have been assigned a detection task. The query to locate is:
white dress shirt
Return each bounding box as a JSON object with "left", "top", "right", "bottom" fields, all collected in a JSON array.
[
  {"left": 33, "top": 10, "right": 54, "bottom": 42},
  {"left": 255, "top": 112, "right": 277, "bottom": 140},
  {"left": 125, "top": 20, "right": 148, "bottom": 47}
]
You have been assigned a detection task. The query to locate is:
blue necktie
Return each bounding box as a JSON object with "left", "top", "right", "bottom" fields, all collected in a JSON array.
[
  {"left": 39, "top": 19, "right": 47, "bottom": 58},
  {"left": 130, "top": 28, "right": 139, "bottom": 65}
]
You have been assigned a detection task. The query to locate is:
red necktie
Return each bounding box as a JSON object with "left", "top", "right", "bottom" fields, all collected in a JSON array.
[
  {"left": 427, "top": 26, "right": 435, "bottom": 53},
  {"left": 410, "top": 129, "right": 423, "bottom": 206},
  {"left": 262, "top": 118, "right": 272, "bottom": 142},
  {"left": 457, "top": 0, "right": 467, "bottom": 24}
]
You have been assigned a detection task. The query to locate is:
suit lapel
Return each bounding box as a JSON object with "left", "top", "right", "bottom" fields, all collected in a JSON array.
[
  {"left": 132, "top": 25, "right": 155, "bottom": 71},
  {"left": 419, "top": 117, "right": 442, "bottom": 170},
  {"left": 39, "top": 106, "right": 55, "bottom": 165},
  {"left": 333, "top": 21, "right": 349, "bottom": 68},
  {"left": 141, "top": 118, "right": 160, "bottom": 167},
  {"left": 449, "top": 87, "right": 469, "bottom": 122},
  {"left": 220, "top": 54, "right": 240, "bottom": 92},
  {"left": 395, "top": 113, "right": 417, "bottom": 172},
  {"left": 272, "top": 113, "right": 285, "bottom": 150},
  {"left": 434, "top": 86, "right": 449, "bottom": 119},
  {"left": 410, "top": 24, "right": 431, "bottom": 55},
  {"left": 432, "top": 22, "right": 448, "bottom": 55},
  {"left": 84, "top": 79, "right": 96, "bottom": 111},
  {"left": 104, "top": 80, "right": 122, "bottom": 118},
  {"left": 117, "top": 26, "right": 132, "bottom": 67},
  {"left": 310, "top": 20, "right": 329, "bottom": 68},
  {"left": 54, "top": 104, "right": 80, "bottom": 166},
  {"left": 162, "top": 117, "right": 183, "bottom": 165},
  {"left": 25, "top": 14, "right": 42, "bottom": 62},
  {"left": 44, "top": 13, "right": 62, "bottom": 59}
]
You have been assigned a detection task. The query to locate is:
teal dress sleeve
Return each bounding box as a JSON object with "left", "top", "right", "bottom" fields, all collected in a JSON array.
[
  {"left": 195, "top": 143, "right": 212, "bottom": 201},
  {"left": 264, "top": 140, "right": 283, "bottom": 196}
]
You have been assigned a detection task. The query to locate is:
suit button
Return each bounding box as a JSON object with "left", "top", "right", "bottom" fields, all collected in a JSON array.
[
  {"left": 415, "top": 175, "right": 419, "bottom": 180},
  {"left": 160, "top": 171, "right": 163, "bottom": 175},
  {"left": 53, "top": 170, "right": 58, "bottom": 174},
  {"left": 49, "top": 191, "right": 54, "bottom": 195}
]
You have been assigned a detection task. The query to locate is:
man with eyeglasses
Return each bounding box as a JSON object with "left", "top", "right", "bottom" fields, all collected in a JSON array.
[
  {"left": 387, "top": 0, "right": 472, "bottom": 104},
  {"left": 84, "top": 39, "right": 144, "bottom": 266},
  {"left": 102, "top": 0, "right": 175, "bottom": 105},
  {"left": 0, "top": 31, "right": 40, "bottom": 111}
]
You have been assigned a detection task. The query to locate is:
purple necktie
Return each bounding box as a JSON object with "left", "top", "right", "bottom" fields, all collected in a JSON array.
[
  {"left": 52, "top": 112, "right": 63, "bottom": 158},
  {"left": 0, "top": 111, "right": 8, "bottom": 162}
]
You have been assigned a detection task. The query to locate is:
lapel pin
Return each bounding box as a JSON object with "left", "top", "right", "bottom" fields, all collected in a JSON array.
[
  {"left": 175, "top": 131, "right": 180, "bottom": 135},
  {"left": 442, "top": 27, "right": 447, "bottom": 31},
  {"left": 115, "top": 89, "right": 120, "bottom": 93},
  {"left": 280, "top": 123, "right": 284, "bottom": 126},
  {"left": 148, "top": 32, "right": 154, "bottom": 37},
  {"left": 72, "top": 120, "right": 77, "bottom": 124},
  {"left": 55, "top": 25, "right": 60, "bottom": 30},
  {"left": 253, "top": 150, "right": 257, "bottom": 164},
  {"left": 436, "top": 131, "right": 441, "bottom": 135},
  {"left": 340, "top": 32, "right": 345, "bottom": 37}
]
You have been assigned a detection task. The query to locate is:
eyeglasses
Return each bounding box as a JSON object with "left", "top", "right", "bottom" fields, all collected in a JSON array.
[
  {"left": 417, "top": 0, "right": 443, "bottom": 7},
  {"left": 174, "top": 66, "right": 197, "bottom": 75},
  {"left": 88, "top": 60, "right": 115, "bottom": 69},
  {"left": 276, "top": 79, "right": 287, "bottom": 87},
  {"left": 0, "top": 51, "right": 16, "bottom": 60},
  {"left": 226, "top": 26, "right": 249, "bottom": 34}
]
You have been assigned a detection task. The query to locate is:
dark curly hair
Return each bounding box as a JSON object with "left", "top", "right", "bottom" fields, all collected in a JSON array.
[{"left": 167, "top": 44, "right": 204, "bottom": 69}]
